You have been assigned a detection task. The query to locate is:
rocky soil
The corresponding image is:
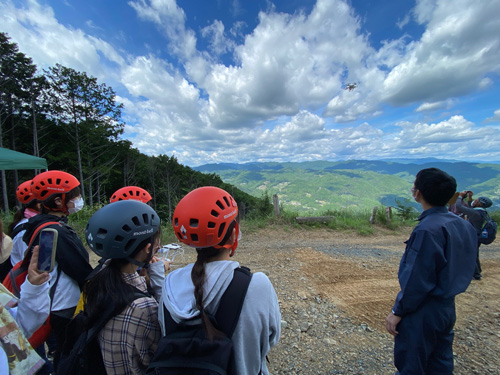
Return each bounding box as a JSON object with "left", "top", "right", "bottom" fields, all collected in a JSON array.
[{"left": 92, "top": 224, "right": 500, "bottom": 374}]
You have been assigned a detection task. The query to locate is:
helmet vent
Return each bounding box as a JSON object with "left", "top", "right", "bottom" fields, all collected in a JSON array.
[
  {"left": 190, "top": 219, "right": 199, "bottom": 228},
  {"left": 56, "top": 178, "right": 61, "bottom": 185},
  {"left": 211, "top": 209, "right": 219, "bottom": 218},
  {"left": 132, "top": 216, "right": 140, "bottom": 226},
  {"left": 115, "top": 235, "right": 124, "bottom": 242},
  {"left": 223, "top": 196, "right": 230, "bottom": 207},
  {"left": 191, "top": 233, "right": 198, "bottom": 242},
  {"left": 47, "top": 178, "right": 52, "bottom": 185},
  {"left": 96, "top": 228, "right": 108, "bottom": 239},
  {"left": 174, "top": 218, "right": 178, "bottom": 226},
  {"left": 122, "top": 224, "right": 131, "bottom": 232},
  {"left": 208, "top": 221, "right": 216, "bottom": 229},
  {"left": 216, "top": 200, "right": 224, "bottom": 210},
  {"left": 124, "top": 239, "right": 135, "bottom": 252},
  {"left": 218, "top": 222, "right": 226, "bottom": 238},
  {"left": 142, "top": 214, "right": 149, "bottom": 224}
]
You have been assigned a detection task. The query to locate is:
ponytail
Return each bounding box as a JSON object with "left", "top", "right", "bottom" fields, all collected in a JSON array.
[
  {"left": 191, "top": 247, "right": 224, "bottom": 341},
  {"left": 190, "top": 219, "right": 236, "bottom": 340}
]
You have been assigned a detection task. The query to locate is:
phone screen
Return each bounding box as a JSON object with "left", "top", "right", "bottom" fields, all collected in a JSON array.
[{"left": 38, "top": 230, "right": 56, "bottom": 272}]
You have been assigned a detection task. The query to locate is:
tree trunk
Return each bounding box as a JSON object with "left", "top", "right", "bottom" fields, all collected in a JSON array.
[
  {"left": 73, "top": 96, "right": 85, "bottom": 202},
  {"left": 0, "top": 112, "right": 7, "bottom": 212},
  {"left": 96, "top": 173, "right": 101, "bottom": 204},
  {"left": 32, "top": 98, "right": 39, "bottom": 156}
]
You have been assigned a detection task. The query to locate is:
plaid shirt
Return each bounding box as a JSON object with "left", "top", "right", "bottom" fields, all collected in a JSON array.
[{"left": 99, "top": 272, "right": 161, "bottom": 375}]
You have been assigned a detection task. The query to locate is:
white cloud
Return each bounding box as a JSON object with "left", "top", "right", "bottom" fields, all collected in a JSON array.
[
  {"left": 383, "top": 0, "right": 500, "bottom": 105},
  {"left": 2, "top": 0, "right": 500, "bottom": 166},
  {"left": 394, "top": 115, "right": 497, "bottom": 148},
  {"left": 415, "top": 99, "right": 455, "bottom": 112},
  {"left": 484, "top": 109, "right": 500, "bottom": 123},
  {"left": 128, "top": 0, "right": 197, "bottom": 60},
  {"left": 1, "top": 0, "right": 124, "bottom": 81},
  {"left": 201, "top": 20, "right": 235, "bottom": 57}
]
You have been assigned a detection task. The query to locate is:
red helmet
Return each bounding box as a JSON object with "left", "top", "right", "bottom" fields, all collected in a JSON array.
[
  {"left": 173, "top": 186, "right": 238, "bottom": 251},
  {"left": 31, "top": 170, "right": 80, "bottom": 201},
  {"left": 110, "top": 186, "right": 152, "bottom": 204},
  {"left": 16, "top": 180, "right": 36, "bottom": 204}
]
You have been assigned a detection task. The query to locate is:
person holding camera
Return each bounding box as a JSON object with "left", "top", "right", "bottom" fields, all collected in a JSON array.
[{"left": 454, "top": 190, "right": 493, "bottom": 280}]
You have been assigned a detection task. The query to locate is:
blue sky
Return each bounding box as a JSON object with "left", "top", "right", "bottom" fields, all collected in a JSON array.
[{"left": 2, "top": 0, "right": 500, "bottom": 166}]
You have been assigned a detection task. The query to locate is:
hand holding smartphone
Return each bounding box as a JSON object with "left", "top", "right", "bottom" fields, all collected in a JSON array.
[{"left": 37, "top": 228, "right": 58, "bottom": 273}]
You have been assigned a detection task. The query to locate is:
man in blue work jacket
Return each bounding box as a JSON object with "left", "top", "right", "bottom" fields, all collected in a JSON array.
[{"left": 386, "top": 168, "right": 477, "bottom": 375}]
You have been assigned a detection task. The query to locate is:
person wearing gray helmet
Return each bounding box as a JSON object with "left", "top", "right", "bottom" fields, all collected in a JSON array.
[
  {"left": 454, "top": 192, "right": 493, "bottom": 280},
  {"left": 82, "top": 200, "right": 164, "bottom": 374}
]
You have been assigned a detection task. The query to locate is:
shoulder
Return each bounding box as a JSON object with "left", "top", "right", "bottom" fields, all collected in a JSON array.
[
  {"left": 247, "top": 271, "right": 276, "bottom": 293},
  {"left": 124, "top": 296, "right": 159, "bottom": 325}
]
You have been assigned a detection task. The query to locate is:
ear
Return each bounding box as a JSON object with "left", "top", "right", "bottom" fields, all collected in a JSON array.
[{"left": 54, "top": 196, "right": 63, "bottom": 208}]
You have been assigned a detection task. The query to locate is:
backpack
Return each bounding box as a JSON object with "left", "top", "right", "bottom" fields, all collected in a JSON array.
[
  {"left": 146, "top": 266, "right": 253, "bottom": 375},
  {"left": 478, "top": 210, "right": 497, "bottom": 245},
  {"left": 2, "top": 220, "right": 62, "bottom": 348},
  {"left": 57, "top": 287, "right": 150, "bottom": 375}
]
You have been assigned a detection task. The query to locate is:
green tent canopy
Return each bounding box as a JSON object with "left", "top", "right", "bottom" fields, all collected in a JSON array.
[{"left": 0, "top": 147, "right": 48, "bottom": 170}]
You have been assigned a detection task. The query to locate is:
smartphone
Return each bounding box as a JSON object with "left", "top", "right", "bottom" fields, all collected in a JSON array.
[{"left": 37, "top": 228, "right": 58, "bottom": 272}]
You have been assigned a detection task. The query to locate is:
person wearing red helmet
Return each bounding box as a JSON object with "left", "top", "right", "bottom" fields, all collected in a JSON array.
[
  {"left": 22, "top": 170, "right": 93, "bottom": 367},
  {"left": 160, "top": 186, "right": 281, "bottom": 375},
  {"left": 8, "top": 180, "right": 41, "bottom": 266},
  {"left": 110, "top": 186, "right": 152, "bottom": 204}
]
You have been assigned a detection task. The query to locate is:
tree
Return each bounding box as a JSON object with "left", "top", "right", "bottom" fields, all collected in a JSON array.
[
  {"left": 0, "top": 32, "right": 39, "bottom": 211},
  {"left": 44, "top": 64, "right": 124, "bottom": 203}
]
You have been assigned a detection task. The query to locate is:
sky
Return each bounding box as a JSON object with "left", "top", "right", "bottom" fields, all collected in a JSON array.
[{"left": 2, "top": 0, "right": 500, "bottom": 167}]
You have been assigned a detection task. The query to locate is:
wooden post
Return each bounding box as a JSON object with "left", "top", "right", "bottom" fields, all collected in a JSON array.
[
  {"left": 273, "top": 194, "right": 280, "bottom": 216},
  {"left": 239, "top": 202, "right": 246, "bottom": 220},
  {"left": 385, "top": 206, "right": 392, "bottom": 222},
  {"left": 369, "top": 206, "right": 378, "bottom": 224}
]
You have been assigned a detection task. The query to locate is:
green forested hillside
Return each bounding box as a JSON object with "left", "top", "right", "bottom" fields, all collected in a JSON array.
[{"left": 195, "top": 161, "right": 500, "bottom": 213}]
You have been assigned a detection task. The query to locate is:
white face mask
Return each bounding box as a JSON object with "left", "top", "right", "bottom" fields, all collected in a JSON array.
[{"left": 68, "top": 196, "right": 84, "bottom": 214}]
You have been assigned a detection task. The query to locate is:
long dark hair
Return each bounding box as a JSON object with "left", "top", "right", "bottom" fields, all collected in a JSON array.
[
  {"left": 83, "top": 232, "right": 159, "bottom": 322},
  {"left": 191, "top": 220, "right": 236, "bottom": 340}
]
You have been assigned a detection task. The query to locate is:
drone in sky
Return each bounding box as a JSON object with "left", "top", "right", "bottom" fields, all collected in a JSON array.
[{"left": 344, "top": 82, "right": 358, "bottom": 91}]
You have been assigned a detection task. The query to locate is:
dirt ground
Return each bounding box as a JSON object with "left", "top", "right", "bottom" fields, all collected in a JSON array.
[
  {"left": 90, "top": 224, "right": 500, "bottom": 374},
  {"left": 235, "top": 225, "right": 500, "bottom": 375}
]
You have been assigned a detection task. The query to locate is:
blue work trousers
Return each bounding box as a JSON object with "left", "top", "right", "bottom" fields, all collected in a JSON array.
[{"left": 394, "top": 297, "right": 456, "bottom": 375}]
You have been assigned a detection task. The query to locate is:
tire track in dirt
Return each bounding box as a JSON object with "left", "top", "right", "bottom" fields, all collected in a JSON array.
[{"left": 295, "top": 247, "right": 399, "bottom": 331}]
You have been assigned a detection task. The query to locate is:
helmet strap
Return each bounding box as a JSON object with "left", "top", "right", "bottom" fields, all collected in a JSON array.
[
  {"left": 214, "top": 221, "right": 239, "bottom": 257},
  {"left": 126, "top": 257, "right": 147, "bottom": 269}
]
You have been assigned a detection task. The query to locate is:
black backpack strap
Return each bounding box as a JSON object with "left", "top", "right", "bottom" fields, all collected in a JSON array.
[{"left": 215, "top": 266, "right": 252, "bottom": 338}]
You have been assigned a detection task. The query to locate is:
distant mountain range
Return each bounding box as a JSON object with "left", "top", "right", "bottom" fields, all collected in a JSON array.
[{"left": 194, "top": 160, "right": 500, "bottom": 213}]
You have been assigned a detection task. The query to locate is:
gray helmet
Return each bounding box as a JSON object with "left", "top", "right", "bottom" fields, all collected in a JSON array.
[
  {"left": 86, "top": 200, "right": 160, "bottom": 259},
  {"left": 478, "top": 196, "right": 492, "bottom": 208}
]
